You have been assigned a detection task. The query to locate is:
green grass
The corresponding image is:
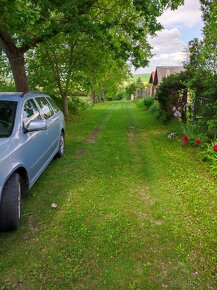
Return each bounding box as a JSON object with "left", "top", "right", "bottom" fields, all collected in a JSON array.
[
  {"left": 133, "top": 73, "right": 150, "bottom": 83},
  {"left": 0, "top": 101, "right": 216, "bottom": 289}
]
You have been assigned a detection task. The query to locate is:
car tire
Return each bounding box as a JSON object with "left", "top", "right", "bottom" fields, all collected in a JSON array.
[
  {"left": 56, "top": 132, "right": 65, "bottom": 158},
  {"left": 0, "top": 173, "right": 21, "bottom": 231}
]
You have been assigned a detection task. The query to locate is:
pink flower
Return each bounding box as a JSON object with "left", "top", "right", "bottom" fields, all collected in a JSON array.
[
  {"left": 182, "top": 136, "right": 189, "bottom": 143},
  {"left": 213, "top": 145, "right": 217, "bottom": 151},
  {"left": 195, "top": 139, "right": 201, "bottom": 145}
]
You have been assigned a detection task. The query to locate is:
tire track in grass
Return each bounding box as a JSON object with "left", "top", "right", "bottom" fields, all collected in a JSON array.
[
  {"left": 0, "top": 101, "right": 216, "bottom": 289},
  {"left": 125, "top": 104, "right": 217, "bottom": 289}
]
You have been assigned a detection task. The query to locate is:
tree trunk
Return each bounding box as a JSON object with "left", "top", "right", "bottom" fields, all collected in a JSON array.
[
  {"left": 0, "top": 28, "right": 29, "bottom": 92},
  {"left": 90, "top": 88, "right": 96, "bottom": 104},
  {"left": 7, "top": 50, "right": 29, "bottom": 92},
  {"left": 99, "top": 88, "right": 104, "bottom": 102},
  {"left": 62, "top": 91, "right": 68, "bottom": 116}
]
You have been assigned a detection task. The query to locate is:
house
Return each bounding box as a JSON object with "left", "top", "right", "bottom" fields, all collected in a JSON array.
[{"left": 149, "top": 66, "right": 184, "bottom": 96}]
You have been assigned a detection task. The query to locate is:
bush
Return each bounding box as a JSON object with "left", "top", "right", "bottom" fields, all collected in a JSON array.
[
  {"left": 51, "top": 95, "right": 88, "bottom": 114},
  {"left": 143, "top": 97, "right": 154, "bottom": 109},
  {"left": 135, "top": 99, "right": 145, "bottom": 108},
  {"left": 195, "top": 99, "right": 217, "bottom": 139},
  {"left": 113, "top": 91, "right": 125, "bottom": 100},
  {"left": 68, "top": 97, "right": 89, "bottom": 114},
  {"left": 202, "top": 141, "right": 217, "bottom": 175},
  {"left": 149, "top": 100, "right": 160, "bottom": 113},
  {"left": 157, "top": 72, "right": 188, "bottom": 122}
]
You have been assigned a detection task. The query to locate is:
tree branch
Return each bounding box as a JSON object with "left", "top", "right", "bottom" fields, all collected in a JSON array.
[{"left": 0, "top": 27, "right": 18, "bottom": 54}]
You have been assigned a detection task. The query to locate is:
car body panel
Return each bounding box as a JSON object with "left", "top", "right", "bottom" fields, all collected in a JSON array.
[{"left": 0, "top": 92, "right": 65, "bottom": 201}]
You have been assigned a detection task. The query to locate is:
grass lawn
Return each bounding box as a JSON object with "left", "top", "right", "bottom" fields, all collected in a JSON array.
[{"left": 0, "top": 101, "right": 216, "bottom": 289}]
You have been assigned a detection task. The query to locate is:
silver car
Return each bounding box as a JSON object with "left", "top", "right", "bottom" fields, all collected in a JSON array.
[{"left": 0, "top": 92, "right": 65, "bottom": 231}]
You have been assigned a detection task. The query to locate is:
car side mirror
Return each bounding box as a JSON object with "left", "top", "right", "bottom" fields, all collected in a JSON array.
[{"left": 25, "top": 120, "right": 47, "bottom": 133}]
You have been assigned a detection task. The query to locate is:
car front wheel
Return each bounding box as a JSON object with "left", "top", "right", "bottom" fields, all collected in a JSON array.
[
  {"left": 0, "top": 173, "right": 21, "bottom": 231},
  {"left": 56, "top": 132, "right": 65, "bottom": 157}
]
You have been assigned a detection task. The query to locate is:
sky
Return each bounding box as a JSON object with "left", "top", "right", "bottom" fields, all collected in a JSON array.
[{"left": 133, "top": 0, "right": 204, "bottom": 74}]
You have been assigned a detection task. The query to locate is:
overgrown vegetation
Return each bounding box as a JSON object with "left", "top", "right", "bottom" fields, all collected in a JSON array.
[
  {"left": 153, "top": 1, "right": 217, "bottom": 172},
  {"left": 157, "top": 72, "right": 188, "bottom": 122}
]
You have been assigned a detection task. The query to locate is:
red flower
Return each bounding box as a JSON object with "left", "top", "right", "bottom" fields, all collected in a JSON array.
[
  {"left": 213, "top": 145, "right": 217, "bottom": 151},
  {"left": 182, "top": 136, "right": 189, "bottom": 142},
  {"left": 195, "top": 139, "right": 201, "bottom": 145}
]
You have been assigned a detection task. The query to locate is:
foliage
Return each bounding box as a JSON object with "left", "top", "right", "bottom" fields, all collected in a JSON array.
[
  {"left": 136, "top": 77, "right": 146, "bottom": 90},
  {"left": 179, "top": 122, "right": 209, "bottom": 145},
  {"left": 149, "top": 100, "right": 160, "bottom": 113},
  {"left": 135, "top": 99, "right": 145, "bottom": 108},
  {"left": 0, "top": 49, "right": 15, "bottom": 91},
  {"left": 183, "top": 1, "right": 217, "bottom": 138},
  {"left": 51, "top": 95, "right": 89, "bottom": 115},
  {"left": 28, "top": 31, "right": 130, "bottom": 108},
  {"left": 68, "top": 97, "right": 89, "bottom": 114},
  {"left": 156, "top": 72, "right": 188, "bottom": 122},
  {"left": 124, "top": 76, "right": 150, "bottom": 99},
  {"left": 202, "top": 141, "right": 217, "bottom": 176},
  {"left": 0, "top": 0, "right": 184, "bottom": 93},
  {"left": 125, "top": 82, "right": 138, "bottom": 98},
  {"left": 143, "top": 97, "right": 155, "bottom": 110},
  {"left": 133, "top": 73, "right": 150, "bottom": 83},
  {"left": 113, "top": 90, "right": 126, "bottom": 101},
  {"left": 28, "top": 34, "right": 78, "bottom": 95}
]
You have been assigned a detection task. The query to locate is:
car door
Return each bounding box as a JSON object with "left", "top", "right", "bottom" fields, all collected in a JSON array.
[
  {"left": 35, "top": 96, "right": 60, "bottom": 156},
  {"left": 21, "top": 98, "right": 50, "bottom": 183}
]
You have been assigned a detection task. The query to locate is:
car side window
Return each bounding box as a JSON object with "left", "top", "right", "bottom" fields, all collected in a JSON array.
[
  {"left": 36, "top": 97, "right": 54, "bottom": 120},
  {"left": 23, "top": 99, "right": 41, "bottom": 128},
  {"left": 47, "top": 98, "right": 59, "bottom": 113}
]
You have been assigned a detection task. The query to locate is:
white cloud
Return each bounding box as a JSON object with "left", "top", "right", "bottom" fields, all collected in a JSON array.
[
  {"left": 140, "top": 28, "right": 187, "bottom": 72},
  {"left": 149, "top": 28, "right": 185, "bottom": 54},
  {"left": 159, "top": 0, "right": 202, "bottom": 28},
  {"left": 132, "top": 0, "right": 202, "bottom": 74}
]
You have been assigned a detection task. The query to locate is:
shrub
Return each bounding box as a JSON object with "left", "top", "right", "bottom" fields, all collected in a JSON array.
[
  {"left": 51, "top": 95, "right": 88, "bottom": 114},
  {"left": 157, "top": 71, "right": 188, "bottom": 122},
  {"left": 202, "top": 141, "right": 217, "bottom": 175},
  {"left": 135, "top": 99, "right": 145, "bottom": 108},
  {"left": 149, "top": 100, "right": 160, "bottom": 113},
  {"left": 68, "top": 97, "right": 89, "bottom": 114},
  {"left": 113, "top": 91, "right": 125, "bottom": 100},
  {"left": 143, "top": 97, "right": 154, "bottom": 109}
]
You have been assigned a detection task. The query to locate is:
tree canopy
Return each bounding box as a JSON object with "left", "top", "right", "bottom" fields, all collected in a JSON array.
[{"left": 0, "top": 0, "right": 184, "bottom": 114}]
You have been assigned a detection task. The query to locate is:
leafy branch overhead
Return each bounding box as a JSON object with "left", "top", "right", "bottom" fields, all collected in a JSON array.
[{"left": 0, "top": 0, "right": 183, "bottom": 94}]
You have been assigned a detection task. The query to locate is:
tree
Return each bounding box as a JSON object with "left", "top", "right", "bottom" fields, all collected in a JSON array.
[
  {"left": 28, "top": 31, "right": 130, "bottom": 113},
  {"left": 78, "top": 38, "right": 130, "bottom": 103},
  {"left": 183, "top": 1, "right": 217, "bottom": 137},
  {"left": 125, "top": 82, "right": 137, "bottom": 98},
  {"left": 0, "top": 0, "right": 183, "bottom": 92},
  {"left": 28, "top": 34, "right": 81, "bottom": 115},
  {"left": 136, "top": 77, "right": 145, "bottom": 90},
  {"left": 0, "top": 0, "right": 97, "bottom": 91}
]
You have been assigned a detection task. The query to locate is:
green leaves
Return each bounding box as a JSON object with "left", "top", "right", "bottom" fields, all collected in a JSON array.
[
  {"left": 0, "top": 0, "right": 184, "bottom": 96},
  {"left": 183, "top": 2, "right": 217, "bottom": 139}
]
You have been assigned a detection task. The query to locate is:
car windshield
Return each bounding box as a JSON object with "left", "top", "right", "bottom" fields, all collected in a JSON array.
[{"left": 0, "top": 100, "right": 17, "bottom": 138}]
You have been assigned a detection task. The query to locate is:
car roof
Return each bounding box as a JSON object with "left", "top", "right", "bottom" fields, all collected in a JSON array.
[{"left": 0, "top": 92, "right": 46, "bottom": 102}]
